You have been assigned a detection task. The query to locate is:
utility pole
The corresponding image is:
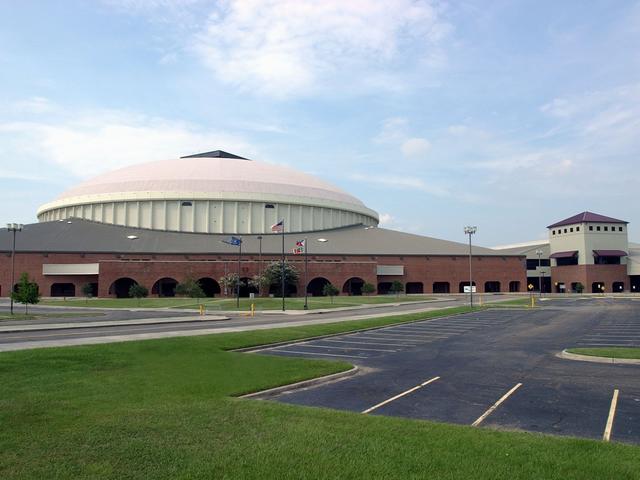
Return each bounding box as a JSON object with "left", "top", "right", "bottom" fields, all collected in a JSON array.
[
  {"left": 7, "top": 223, "right": 23, "bottom": 315},
  {"left": 464, "top": 226, "right": 477, "bottom": 308}
]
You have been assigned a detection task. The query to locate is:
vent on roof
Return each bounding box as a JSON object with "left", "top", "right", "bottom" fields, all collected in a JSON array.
[{"left": 180, "top": 150, "right": 249, "bottom": 160}]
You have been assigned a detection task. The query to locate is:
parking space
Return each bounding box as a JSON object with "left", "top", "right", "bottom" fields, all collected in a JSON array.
[
  {"left": 250, "top": 301, "right": 640, "bottom": 444},
  {"left": 575, "top": 315, "right": 640, "bottom": 347}
]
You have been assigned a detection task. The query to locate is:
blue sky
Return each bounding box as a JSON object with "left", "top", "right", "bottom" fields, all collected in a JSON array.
[{"left": 1, "top": 0, "right": 639, "bottom": 246}]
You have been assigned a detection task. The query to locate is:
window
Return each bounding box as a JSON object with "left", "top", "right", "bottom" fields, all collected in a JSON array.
[
  {"left": 597, "top": 226, "right": 601, "bottom": 231},
  {"left": 564, "top": 228, "right": 567, "bottom": 233},
  {"left": 619, "top": 226, "right": 623, "bottom": 232},
  {"left": 576, "top": 226, "right": 580, "bottom": 232},
  {"left": 604, "top": 226, "right": 608, "bottom": 231},
  {"left": 181, "top": 201, "right": 192, "bottom": 207},
  {"left": 552, "top": 230, "right": 556, "bottom": 235},
  {"left": 265, "top": 204, "right": 275, "bottom": 209},
  {"left": 589, "top": 226, "right": 593, "bottom": 231},
  {"left": 570, "top": 227, "right": 573, "bottom": 232}
]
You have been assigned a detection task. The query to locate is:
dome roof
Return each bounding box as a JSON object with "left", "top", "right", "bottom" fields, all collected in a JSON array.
[{"left": 55, "top": 151, "right": 366, "bottom": 209}]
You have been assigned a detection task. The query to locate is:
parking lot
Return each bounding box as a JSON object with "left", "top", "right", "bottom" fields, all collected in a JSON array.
[{"left": 250, "top": 299, "right": 640, "bottom": 443}]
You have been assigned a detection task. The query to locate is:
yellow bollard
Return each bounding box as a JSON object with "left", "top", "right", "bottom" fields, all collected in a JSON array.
[
  {"left": 199, "top": 304, "right": 205, "bottom": 316},
  {"left": 251, "top": 303, "right": 255, "bottom": 317},
  {"left": 479, "top": 295, "right": 483, "bottom": 307},
  {"left": 531, "top": 296, "right": 535, "bottom": 308}
]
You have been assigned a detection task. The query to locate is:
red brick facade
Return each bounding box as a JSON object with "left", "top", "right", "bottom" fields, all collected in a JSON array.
[
  {"left": 0, "top": 252, "right": 527, "bottom": 297},
  {"left": 550, "top": 264, "right": 628, "bottom": 293}
]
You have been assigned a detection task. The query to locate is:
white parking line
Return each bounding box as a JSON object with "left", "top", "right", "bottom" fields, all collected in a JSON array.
[
  {"left": 301, "top": 344, "right": 396, "bottom": 353},
  {"left": 471, "top": 383, "right": 523, "bottom": 427},
  {"left": 361, "top": 376, "right": 441, "bottom": 414},
  {"left": 350, "top": 336, "right": 422, "bottom": 346},
  {"left": 323, "top": 339, "right": 411, "bottom": 347},
  {"left": 603, "top": 389, "right": 619, "bottom": 442},
  {"left": 270, "top": 349, "right": 362, "bottom": 359},
  {"left": 354, "top": 332, "right": 445, "bottom": 340},
  {"left": 391, "top": 326, "right": 470, "bottom": 333}
]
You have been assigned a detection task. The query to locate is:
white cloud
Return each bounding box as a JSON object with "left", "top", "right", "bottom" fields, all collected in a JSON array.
[
  {"left": 378, "top": 212, "right": 394, "bottom": 227},
  {"left": 349, "top": 173, "right": 449, "bottom": 197},
  {"left": 191, "top": 0, "right": 450, "bottom": 97},
  {"left": 0, "top": 108, "right": 256, "bottom": 178},
  {"left": 401, "top": 137, "right": 431, "bottom": 157},
  {"left": 9, "top": 97, "right": 57, "bottom": 114}
]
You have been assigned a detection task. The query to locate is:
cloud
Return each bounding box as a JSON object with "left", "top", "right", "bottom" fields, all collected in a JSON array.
[
  {"left": 190, "top": 0, "right": 451, "bottom": 97},
  {"left": 401, "top": 137, "right": 431, "bottom": 157},
  {"left": 0, "top": 108, "right": 256, "bottom": 178},
  {"left": 378, "top": 212, "right": 394, "bottom": 227},
  {"left": 349, "top": 173, "right": 449, "bottom": 197}
]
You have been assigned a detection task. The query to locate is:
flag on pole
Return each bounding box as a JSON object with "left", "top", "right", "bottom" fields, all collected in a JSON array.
[
  {"left": 271, "top": 219, "right": 284, "bottom": 233},
  {"left": 292, "top": 239, "right": 305, "bottom": 255},
  {"left": 296, "top": 239, "right": 305, "bottom": 248},
  {"left": 222, "top": 236, "right": 242, "bottom": 246}
]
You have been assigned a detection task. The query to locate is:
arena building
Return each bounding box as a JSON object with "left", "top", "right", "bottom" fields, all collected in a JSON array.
[{"left": 1, "top": 150, "right": 527, "bottom": 299}]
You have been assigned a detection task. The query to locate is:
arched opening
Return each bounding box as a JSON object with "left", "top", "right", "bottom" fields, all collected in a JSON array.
[
  {"left": 378, "top": 282, "right": 392, "bottom": 295},
  {"left": 631, "top": 276, "right": 640, "bottom": 293},
  {"left": 485, "top": 281, "right": 501, "bottom": 293},
  {"left": 51, "top": 283, "right": 76, "bottom": 297},
  {"left": 509, "top": 281, "right": 520, "bottom": 293},
  {"left": 612, "top": 281, "right": 624, "bottom": 292},
  {"left": 239, "top": 277, "right": 259, "bottom": 297},
  {"left": 152, "top": 277, "right": 178, "bottom": 297},
  {"left": 433, "top": 282, "right": 450, "bottom": 294},
  {"left": 406, "top": 282, "right": 424, "bottom": 294},
  {"left": 306, "top": 277, "right": 332, "bottom": 297},
  {"left": 197, "top": 277, "right": 220, "bottom": 297},
  {"left": 109, "top": 277, "right": 138, "bottom": 298},
  {"left": 268, "top": 283, "right": 297, "bottom": 297},
  {"left": 342, "top": 277, "right": 364, "bottom": 296},
  {"left": 592, "top": 282, "right": 605, "bottom": 293},
  {"left": 458, "top": 281, "right": 476, "bottom": 293}
]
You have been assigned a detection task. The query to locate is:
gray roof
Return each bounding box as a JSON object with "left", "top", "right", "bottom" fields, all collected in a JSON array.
[
  {"left": 180, "top": 150, "right": 249, "bottom": 160},
  {"left": 0, "top": 219, "right": 522, "bottom": 257}
]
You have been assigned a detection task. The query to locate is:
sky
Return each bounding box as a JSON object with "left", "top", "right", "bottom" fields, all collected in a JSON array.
[{"left": 1, "top": 0, "right": 639, "bottom": 247}]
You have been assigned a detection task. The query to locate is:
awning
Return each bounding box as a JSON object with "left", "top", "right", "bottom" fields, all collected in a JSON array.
[
  {"left": 593, "top": 250, "right": 627, "bottom": 257},
  {"left": 549, "top": 250, "right": 578, "bottom": 259}
]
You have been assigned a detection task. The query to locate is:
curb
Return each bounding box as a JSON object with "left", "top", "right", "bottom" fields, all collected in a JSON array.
[
  {"left": 557, "top": 349, "right": 640, "bottom": 365},
  {"left": 239, "top": 365, "right": 359, "bottom": 399}
]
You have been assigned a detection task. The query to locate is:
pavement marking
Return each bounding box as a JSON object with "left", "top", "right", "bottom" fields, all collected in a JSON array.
[
  {"left": 297, "top": 344, "right": 396, "bottom": 353},
  {"left": 351, "top": 332, "right": 443, "bottom": 340},
  {"left": 269, "top": 349, "right": 363, "bottom": 359},
  {"left": 391, "top": 326, "right": 469, "bottom": 333},
  {"left": 361, "top": 376, "right": 441, "bottom": 414},
  {"left": 603, "top": 389, "right": 620, "bottom": 442},
  {"left": 471, "top": 383, "right": 523, "bottom": 427},
  {"left": 322, "top": 339, "right": 411, "bottom": 347}
]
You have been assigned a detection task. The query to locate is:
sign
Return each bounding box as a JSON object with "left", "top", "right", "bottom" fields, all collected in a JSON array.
[
  {"left": 463, "top": 286, "right": 476, "bottom": 293},
  {"left": 528, "top": 284, "right": 534, "bottom": 291}
]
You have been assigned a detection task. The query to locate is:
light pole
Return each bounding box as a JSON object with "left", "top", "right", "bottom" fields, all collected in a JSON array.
[
  {"left": 257, "top": 235, "right": 263, "bottom": 296},
  {"left": 535, "top": 248, "right": 543, "bottom": 297},
  {"left": 464, "top": 226, "right": 477, "bottom": 308},
  {"left": 7, "top": 223, "right": 23, "bottom": 315},
  {"left": 303, "top": 237, "right": 309, "bottom": 310}
]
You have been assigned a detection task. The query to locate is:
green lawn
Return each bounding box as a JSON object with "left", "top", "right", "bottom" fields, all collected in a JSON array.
[
  {"left": 567, "top": 347, "right": 640, "bottom": 360},
  {"left": 39, "top": 295, "right": 437, "bottom": 311},
  {"left": 487, "top": 297, "right": 535, "bottom": 308},
  {"left": 1, "top": 307, "right": 638, "bottom": 479}
]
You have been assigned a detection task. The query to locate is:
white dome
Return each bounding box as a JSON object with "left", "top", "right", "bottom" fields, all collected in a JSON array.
[{"left": 37, "top": 151, "right": 379, "bottom": 234}]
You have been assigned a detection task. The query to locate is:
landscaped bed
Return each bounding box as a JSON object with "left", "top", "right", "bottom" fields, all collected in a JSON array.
[
  {"left": 566, "top": 347, "right": 640, "bottom": 360},
  {"left": 1, "top": 307, "right": 638, "bottom": 479}
]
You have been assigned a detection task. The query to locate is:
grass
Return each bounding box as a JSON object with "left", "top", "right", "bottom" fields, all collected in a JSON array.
[
  {"left": 38, "top": 295, "right": 437, "bottom": 310},
  {"left": 487, "top": 297, "right": 535, "bottom": 308},
  {"left": 1, "top": 306, "right": 638, "bottom": 479},
  {"left": 0, "top": 312, "right": 104, "bottom": 321},
  {"left": 567, "top": 347, "right": 640, "bottom": 360}
]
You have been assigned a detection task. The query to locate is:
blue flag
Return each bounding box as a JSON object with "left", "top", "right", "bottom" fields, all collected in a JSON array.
[{"left": 222, "top": 236, "right": 242, "bottom": 246}]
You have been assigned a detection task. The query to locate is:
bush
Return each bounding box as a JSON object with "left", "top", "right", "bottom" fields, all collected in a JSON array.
[
  {"left": 175, "top": 278, "right": 205, "bottom": 299},
  {"left": 362, "top": 282, "right": 376, "bottom": 295},
  {"left": 322, "top": 283, "right": 340, "bottom": 303},
  {"left": 128, "top": 284, "right": 149, "bottom": 306}
]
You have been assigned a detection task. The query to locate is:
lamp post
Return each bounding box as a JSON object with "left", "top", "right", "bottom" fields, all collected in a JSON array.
[
  {"left": 257, "top": 235, "right": 263, "bottom": 296},
  {"left": 6, "top": 223, "right": 23, "bottom": 315},
  {"left": 535, "top": 248, "right": 543, "bottom": 297},
  {"left": 463, "top": 226, "right": 477, "bottom": 308},
  {"left": 303, "top": 237, "right": 309, "bottom": 310}
]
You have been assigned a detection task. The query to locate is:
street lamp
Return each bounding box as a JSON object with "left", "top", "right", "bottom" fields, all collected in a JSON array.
[
  {"left": 6, "top": 223, "right": 23, "bottom": 315},
  {"left": 257, "top": 235, "right": 263, "bottom": 295},
  {"left": 463, "top": 226, "right": 477, "bottom": 308},
  {"left": 535, "top": 249, "right": 543, "bottom": 297}
]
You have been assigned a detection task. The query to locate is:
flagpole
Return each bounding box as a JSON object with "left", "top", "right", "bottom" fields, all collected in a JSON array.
[
  {"left": 236, "top": 239, "right": 242, "bottom": 309},
  {"left": 281, "top": 221, "right": 285, "bottom": 312},
  {"left": 304, "top": 237, "right": 308, "bottom": 310}
]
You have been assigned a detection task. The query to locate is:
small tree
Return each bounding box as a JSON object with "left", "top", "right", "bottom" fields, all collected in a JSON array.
[
  {"left": 81, "top": 283, "right": 94, "bottom": 304},
  {"left": 12, "top": 273, "right": 40, "bottom": 314},
  {"left": 362, "top": 282, "right": 376, "bottom": 296},
  {"left": 175, "top": 277, "right": 205, "bottom": 299},
  {"left": 263, "top": 261, "right": 299, "bottom": 297},
  {"left": 322, "top": 283, "right": 340, "bottom": 303},
  {"left": 248, "top": 274, "right": 270, "bottom": 296},
  {"left": 128, "top": 283, "right": 148, "bottom": 306},
  {"left": 219, "top": 273, "right": 242, "bottom": 297},
  {"left": 389, "top": 280, "right": 404, "bottom": 298},
  {"left": 574, "top": 282, "right": 584, "bottom": 294}
]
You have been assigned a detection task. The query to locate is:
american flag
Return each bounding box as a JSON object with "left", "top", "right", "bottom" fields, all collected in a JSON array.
[{"left": 271, "top": 219, "right": 284, "bottom": 232}]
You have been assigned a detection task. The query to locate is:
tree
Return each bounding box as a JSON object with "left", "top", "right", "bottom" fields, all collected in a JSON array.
[
  {"left": 263, "top": 261, "right": 299, "bottom": 297},
  {"left": 219, "top": 273, "right": 243, "bottom": 297},
  {"left": 389, "top": 280, "right": 404, "bottom": 297},
  {"left": 322, "top": 283, "right": 339, "bottom": 303},
  {"left": 175, "top": 277, "right": 205, "bottom": 299},
  {"left": 81, "top": 283, "right": 94, "bottom": 304},
  {"left": 248, "top": 274, "right": 270, "bottom": 296},
  {"left": 12, "top": 273, "right": 40, "bottom": 314},
  {"left": 574, "top": 282, "right": 584, "bottom": 294},
  {"left": 362, "top": 282, "right": 376, "bottom": 296},
  {"left": 128, "top": 283, "right": 148, "bottom": 306}
]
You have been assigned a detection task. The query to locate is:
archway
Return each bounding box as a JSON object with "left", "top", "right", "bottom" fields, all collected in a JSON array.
[
  {"left": 197, "top": 277, "right": 220, "bottom": 297},
  {"left": 342, "top": 277, "right": 364, "bottom": 296},
  {"left": 612, "top": 282, "right": 624, "bottom": 292},
  {"left": 378, "top": 282, "right": 392, "bottom": 295},
  {"left": 306, "top": 277, "right": 332, "bottom": 297},
  {"left": 239, "top": 277, "right": 259, "bottom": 297},
  {"left": 433, "top": 282, "right": 450, "bottom": 294},
  {"left": 152, "top": 277, "right": 178, "bottom": 297},
  {"left": 509, "top": 281, "right": 520, "bottom": 293},
  {"left": 592, "top": 282, "right": 605, "bottom": 293},
  {"left": 109, "top": 277, "right": 138, "bottom": 298},
  {"left": 484, "top": 281, "right": 501, "bottom": 293},
  {"left": 406, "top": 282, "right": 424, "bottom": 294},
  {"left": 51, "top": 283, "right": 75, "bottom": 297},
  {"left": 458, "top": 281, "right": 476, "bottom": 293}
]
